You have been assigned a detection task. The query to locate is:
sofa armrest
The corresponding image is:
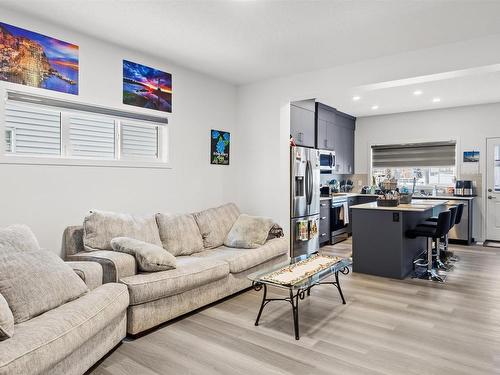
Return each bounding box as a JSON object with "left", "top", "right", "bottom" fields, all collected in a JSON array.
[
  {"left": 66, "top": 261, "right": 103, "bottom": 290},
  {"left": 67, "top": 250, "right": 137, "bottom": 284},
  {"left": 267, "top": 223, "right": 284, "bottom": 241}
]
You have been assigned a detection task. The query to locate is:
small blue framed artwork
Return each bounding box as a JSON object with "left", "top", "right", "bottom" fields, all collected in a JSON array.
[
  {"left": 463, "top": 151, "right": 479, "bottom": 163},
  {"left": 211, "top": 130, "right": 230, "bottom": 165}
]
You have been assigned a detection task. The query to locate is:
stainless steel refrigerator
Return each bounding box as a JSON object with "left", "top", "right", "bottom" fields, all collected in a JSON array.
[{"left": 290, "top": 146, "right": 320, "bottom": 258}]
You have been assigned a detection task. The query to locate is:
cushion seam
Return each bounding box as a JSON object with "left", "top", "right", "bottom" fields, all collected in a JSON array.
[
  {"left": 0, "top": 287, "right": 128, "bottom": 368},
  {"left": 121, "top": 263, "right": 228, "bottom": 286}
]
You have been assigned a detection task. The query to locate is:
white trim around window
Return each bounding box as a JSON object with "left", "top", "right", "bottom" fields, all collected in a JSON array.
[{"left": 0, "top": 89, "right": 171, "bottom": 169}]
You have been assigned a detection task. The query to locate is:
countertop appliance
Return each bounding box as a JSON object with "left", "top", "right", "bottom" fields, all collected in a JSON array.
[
  {"left": 291, "top": 146, "right": 320, "bottom": 257},
  {"left": 318, "top": 149, "right": 335, "bottom": 172},
  {"left": 331, "top": 195, "right": 349, "bottom": 244},
  {"left": 455, "top": 180, "right": 474, "bottom": 196}
]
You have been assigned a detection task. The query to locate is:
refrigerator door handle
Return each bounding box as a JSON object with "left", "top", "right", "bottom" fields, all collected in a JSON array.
[{"left": 306, "top": 160, "right": 313, "bottom": 206}]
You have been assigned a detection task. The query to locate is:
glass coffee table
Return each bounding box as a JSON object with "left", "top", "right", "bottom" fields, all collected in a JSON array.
[{"left": 248, "top": 253, "right": 351, "bottom": 340}]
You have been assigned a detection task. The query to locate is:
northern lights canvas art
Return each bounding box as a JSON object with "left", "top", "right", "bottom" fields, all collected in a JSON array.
[{"left": 123, "top": 60, "right": 172, "bottom": 113}]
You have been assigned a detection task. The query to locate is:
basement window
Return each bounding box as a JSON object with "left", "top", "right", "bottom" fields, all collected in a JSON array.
[{"left": 1, "top": 91, "right": 169, "bottom": 168}]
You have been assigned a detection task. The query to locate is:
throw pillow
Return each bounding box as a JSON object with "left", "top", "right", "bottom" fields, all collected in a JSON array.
[
  {"left": 156, "top": 213, "right": 204, "bottom": 256},
  {"left": 111, "top": 237, "right": 177, "bottom": 272},
  {"left": 0, "top": 293, "right": 14, "bottom": 341},
  {"left": 0, "top": 224, "right": 40, "bottom": 254},
  {"left": 83, "top": 210, "right": 162, "bottom": 252},
  {"left": 0, "top": 250, "right": 88, "bottom": 324},
  {"left": 193, "top": 203, "right": 240, "bottom": 249},
  {"left": 224, "top": 214, "right": 275, "bottom": 249}
]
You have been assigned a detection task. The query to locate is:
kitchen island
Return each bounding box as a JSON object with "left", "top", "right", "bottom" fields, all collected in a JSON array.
[{"left": 351, "top": 199, "right": 447, "bottom": 279}]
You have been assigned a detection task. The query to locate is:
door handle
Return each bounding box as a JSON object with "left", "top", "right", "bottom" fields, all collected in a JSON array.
[
  {"left": 321, "top": 216, "right": 327, "bottom": 220},
  {"left": 488, "top": 195, "right": 496, "bottom": 199},
  {"left": 488, "top": 188, "right": 493, "bottom": 192}
]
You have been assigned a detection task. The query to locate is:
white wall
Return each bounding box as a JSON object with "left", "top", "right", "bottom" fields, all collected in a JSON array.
[
  {"left": 356, "top": 103, "right": 500, "bottom": 240},
  {"left": 0, "top": 8, "right": 237, "bottom": 255},
  {"left": 234, "top": 34, "right": 500, "bottom": 239}
]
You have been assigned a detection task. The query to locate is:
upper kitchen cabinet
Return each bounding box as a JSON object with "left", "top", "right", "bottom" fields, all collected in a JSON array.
[
  {"left": 316, "top": 102, "right": 356, "bottom": 174},
  {"left": 335, "top": 111, "right": 356, "bottom": 174},
  {"left": 290, "top": 99, "right": 316, "bottom": 148},
  {"left": 315, "top": 103, "right": 336, "bottom": 150}
]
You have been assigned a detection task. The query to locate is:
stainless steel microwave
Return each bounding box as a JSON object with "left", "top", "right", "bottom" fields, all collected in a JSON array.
[{"left": 319, "top": 150, "right": 336, "bottom": 172}]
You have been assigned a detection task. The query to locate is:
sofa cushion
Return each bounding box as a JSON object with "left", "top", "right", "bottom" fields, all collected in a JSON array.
[
  {"left": 193, "top": 237, "right": 289, "bottom": 273},
  {"left": 0, "top": 283, "right": 128, "bottom": 375},
  {"left": 0, "top": 294, "right": 13, "bottom": 341},
  {"left": 120, "top": 257, "right": 229, "bottom": 305},
  {"left": 155, "top": 213, "right": 204, "bottom": 256},
  {"left": 0, "top": 225, "right": 40, "bottom": 254},
  {"left": 224, "top": 214, "right": 275, "bottom": 249},
  {"left": 83, "top": 210, "right": 162, "bottom": 252},
  {"left": 193, "top": 203, "right": 240, "bottom": 249},
  {"left": 111, "top": 237, "right": 176, "bottom": 272},
  {"left": 0, "top": 250, "right": 89, "bottom": 324}
]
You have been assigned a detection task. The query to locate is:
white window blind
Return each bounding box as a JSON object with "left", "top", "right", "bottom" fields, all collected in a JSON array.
[
  {"left": 69, "top": 114, "right": 115, "bottom": 159},
  {"left": 3, "top": 92, "right": 168, "bottom": 166},
  {"left": 372, "top": 141, "right": 456, "bottom": 168},
  {"left": 120, "top": 122, "right": 159, "bottom": 159},
  {"left": 5, "top": 101, "right": 61, "bottom": 156},
  {"left": 5, "top": 128, "right": 13, "bottom": 153}
]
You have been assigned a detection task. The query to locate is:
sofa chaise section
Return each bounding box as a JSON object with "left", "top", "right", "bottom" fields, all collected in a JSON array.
[{"left": 0, "top": 283, "right": 128, "bottom": 375}]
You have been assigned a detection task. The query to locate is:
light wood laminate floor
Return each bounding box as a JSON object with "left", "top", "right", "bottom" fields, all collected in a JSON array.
[{"left": 91, "top": 240, "right": 500, "bottom": 375}]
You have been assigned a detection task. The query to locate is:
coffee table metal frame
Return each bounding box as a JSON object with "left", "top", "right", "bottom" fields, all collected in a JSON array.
[{"left": 248, "top": 255, "right": 351, "bottom": 340}]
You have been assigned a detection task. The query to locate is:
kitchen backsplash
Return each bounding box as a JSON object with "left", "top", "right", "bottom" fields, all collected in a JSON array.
[
  {"left": 321, "top": 173, "right": 482, "bottom": 196},
  {"left": 320, "top": 173, "right": 369, "bottom": 192}
]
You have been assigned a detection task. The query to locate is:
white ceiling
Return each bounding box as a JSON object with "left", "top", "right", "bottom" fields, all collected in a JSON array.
[
  {"left": 3, "top": 0, "right": 500, "bottom": 86},
  {"left": 2, "top": 0, "right": 500, "bottom": 116},
  {"left": 320, "top": 64, "right": 500, "bottom": 117}
]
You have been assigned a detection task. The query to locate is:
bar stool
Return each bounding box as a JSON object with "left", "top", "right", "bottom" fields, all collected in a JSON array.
[
  {"left": 419, "top": 205, "right": 457, "bottom": 270},
  {"left": 421, "top": 203, "right": 463, "bottom": 264},
  {"left": 406, "top": 210, "right": 451, "bottom": 282}
]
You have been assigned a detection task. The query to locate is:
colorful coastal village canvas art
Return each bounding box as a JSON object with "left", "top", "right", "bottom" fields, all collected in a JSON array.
[
  {"left": 211, "top": 130, "right": 230, "bottom": 165},
  {"left": 0, "top": 22, "right": 79, "bottom": 94},
  {"left": 123, "top": 60, "right": 172, "bottom": 113}
]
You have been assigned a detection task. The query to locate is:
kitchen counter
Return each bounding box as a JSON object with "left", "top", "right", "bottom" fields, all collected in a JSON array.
[
  {"left": 351, "top": 199, "right": 447, "bottom": 279},
  {"left": 412, "top": 195, "right": 476, "bottom": 200},
  {"left": 320, "top": 193, "right": 379, "bottom": 200},
  {"left": 351, "top": 199, "right": 447, "bottom": 212}
]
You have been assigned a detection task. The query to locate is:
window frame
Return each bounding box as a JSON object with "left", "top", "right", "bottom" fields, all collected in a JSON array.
[
  {"left": 0, "top": 90, "right": 170, "bottom": 169},
  {"left": 4, "top": 127, "right": 14, "bottom": 153},
  {"left": 368, "top": 138, "right": 461, "bottom": 187}
]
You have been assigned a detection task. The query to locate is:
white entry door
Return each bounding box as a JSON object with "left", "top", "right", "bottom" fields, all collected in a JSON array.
[{"left": 486, "top": 137, "right": 500, "bottom": 241}]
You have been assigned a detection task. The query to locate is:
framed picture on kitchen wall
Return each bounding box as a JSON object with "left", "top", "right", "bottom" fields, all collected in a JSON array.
[
  {"left": 211, "top": 130, "right": 230, "bottom": 165},
  {"left": 123, "top": 60, "right": 172, "bottom": 112},
  {"left": 0, "top": 22, "right": 79, "bottom": 94}
]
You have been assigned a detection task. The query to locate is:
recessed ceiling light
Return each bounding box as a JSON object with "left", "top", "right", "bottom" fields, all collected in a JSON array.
[
  {"left": 432, "top": 97, "right": 441, "bottom": 103},
  {"left": 371, "top": 105, "right": 379, "bottom": 110},
  {"left": 413, "top": 90, "right": 423, "bottom": 96},
  {"left": 352, "top": 96, "right": 361, "bottom": 101}
]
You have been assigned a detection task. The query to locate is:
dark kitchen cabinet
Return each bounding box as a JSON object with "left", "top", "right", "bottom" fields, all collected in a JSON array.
[
  {"left": 334, "top": 111, "right": 355, "bottom": 174},
  {"left": 290, "top": 100, "right": 315, "bottom": 148},
  {"left": 319, "top": 199, "right": 331, "bottom": 245},
  {"left": 315, "top": 102, "right": 355, "bottom": 173},
  {"left": 347, "top": 195, "right": 377, "bottom": 235},
  {"left": 316, "top": 103, "right": 336, "bottom": 151}
]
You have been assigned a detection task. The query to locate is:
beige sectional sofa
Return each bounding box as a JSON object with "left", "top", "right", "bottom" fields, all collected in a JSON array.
[
  {"left": 0, "top": 225, "right": 129, "bottom": 375},
  {"left": 63, "top": 203, "right": 289, "bottom": 335}
]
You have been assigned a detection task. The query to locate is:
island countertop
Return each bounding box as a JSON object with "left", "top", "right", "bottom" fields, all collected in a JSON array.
[{"left": 351, "top": 199, "right": 447, "bottom": 212}]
